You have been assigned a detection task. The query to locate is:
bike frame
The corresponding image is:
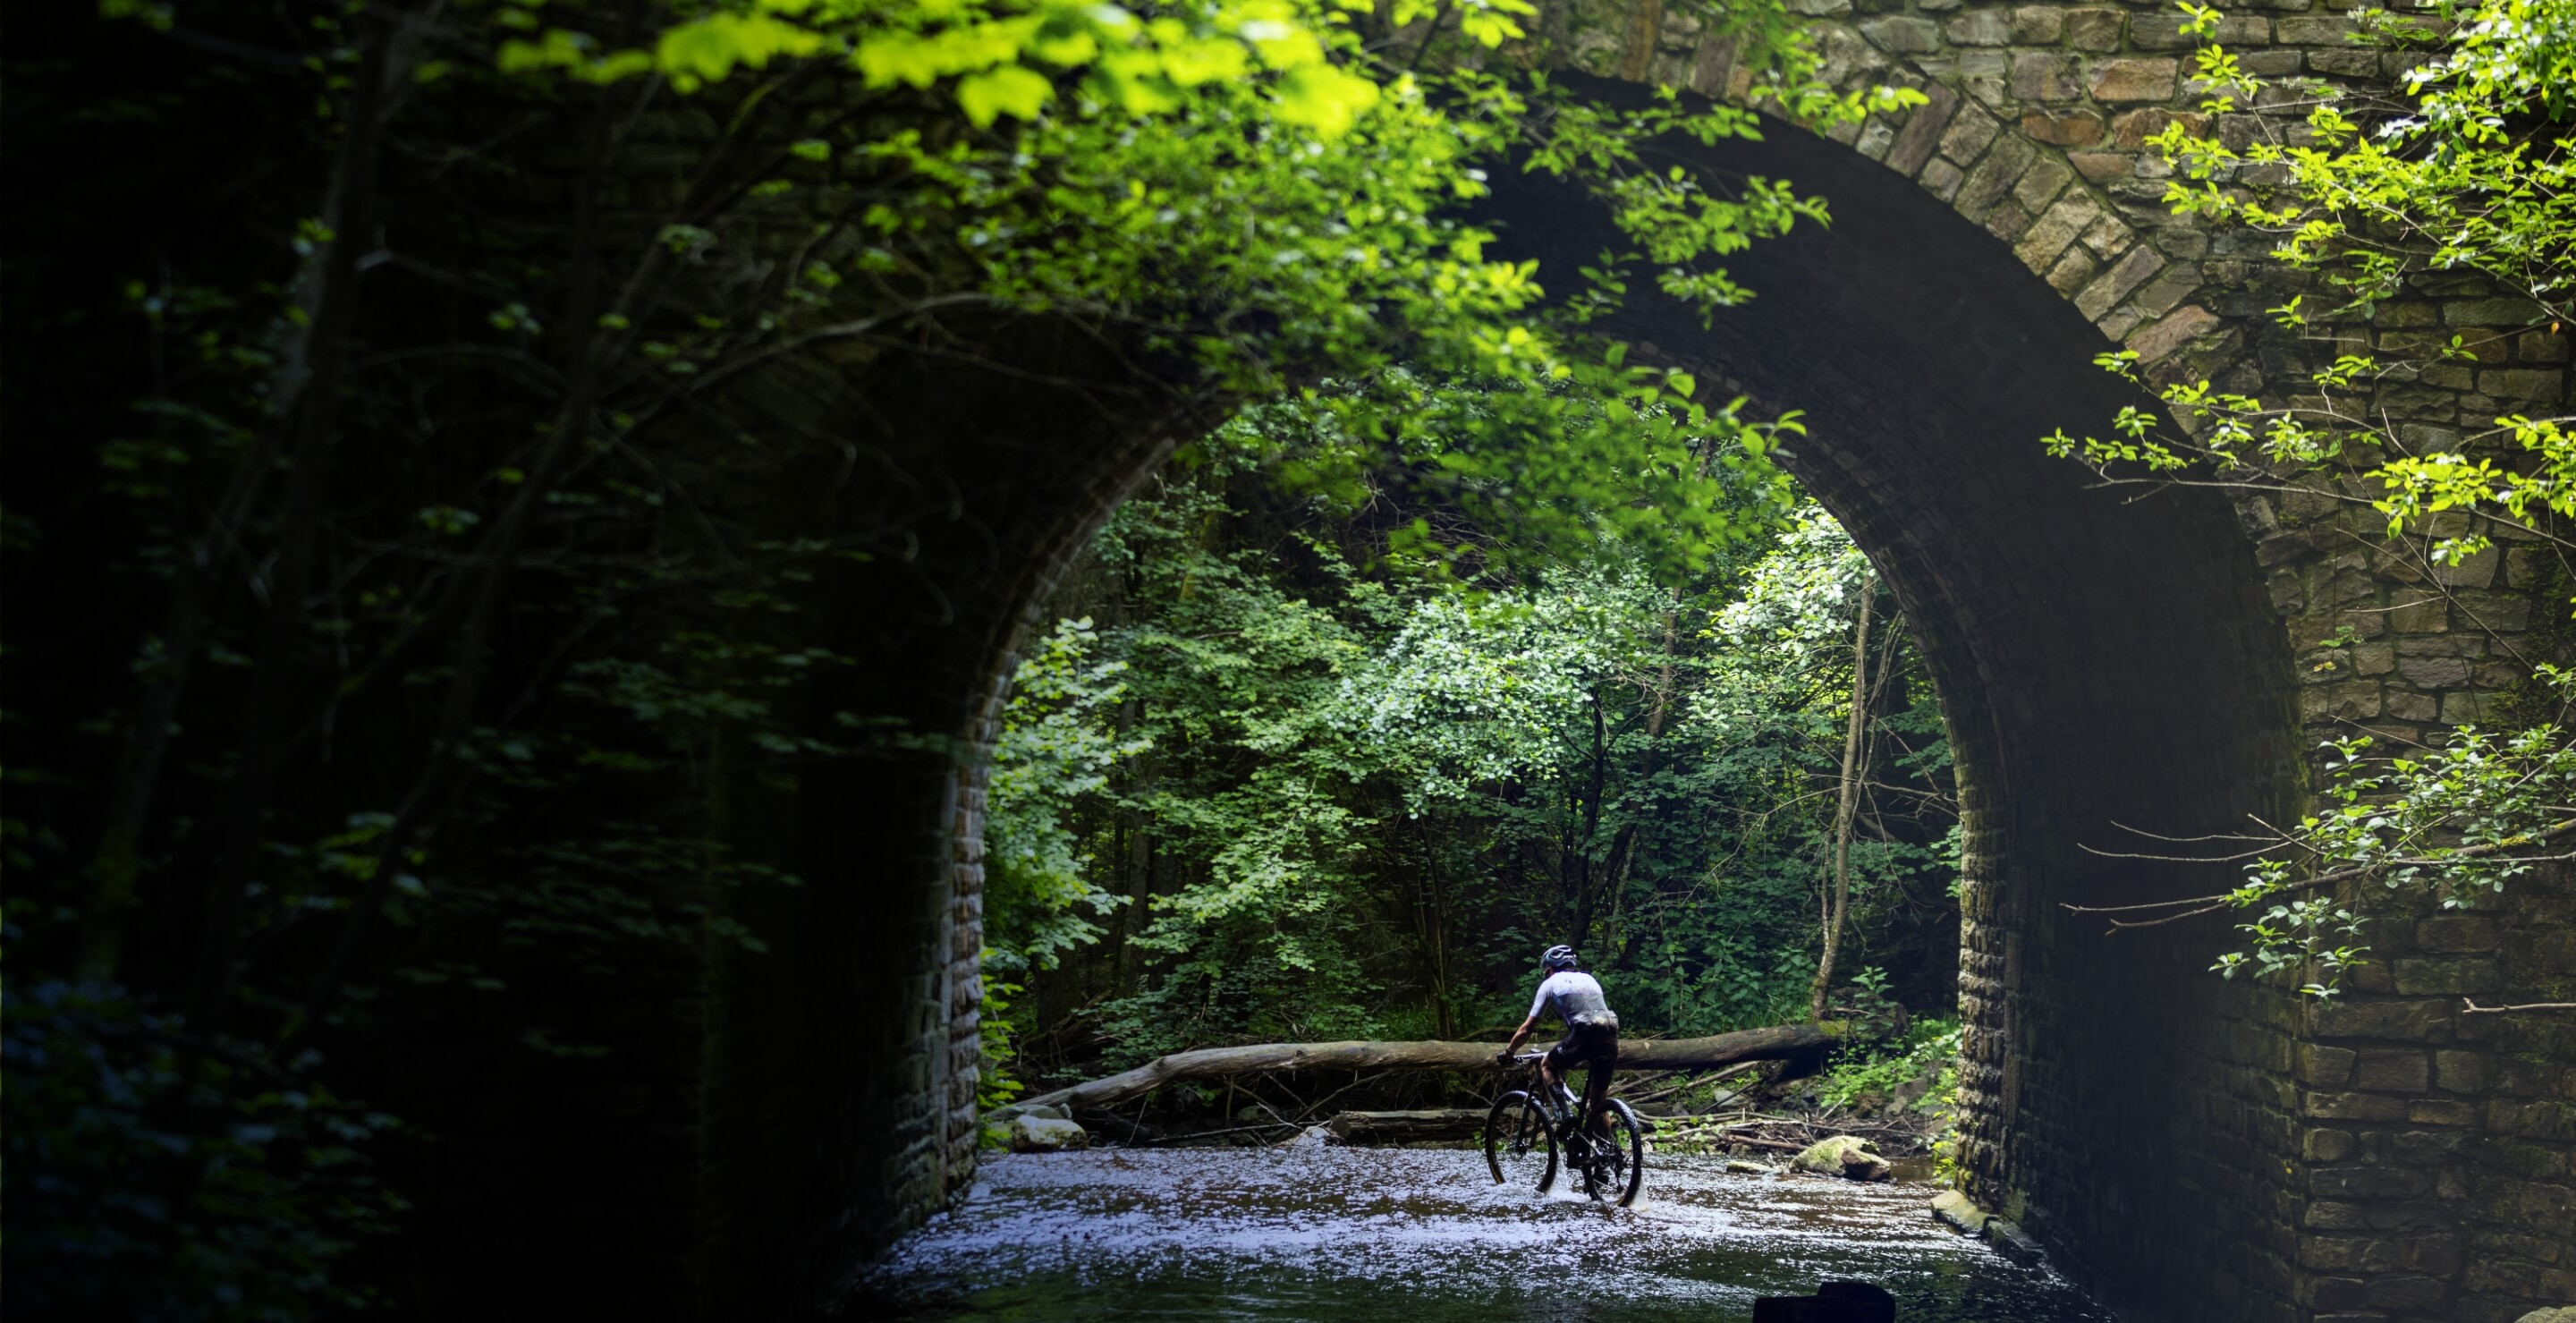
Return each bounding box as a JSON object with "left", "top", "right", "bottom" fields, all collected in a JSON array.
[
  {"left": 1485, "top": 1052, "right": 1647, "bottom": 1206},
  {"left": 1506, "top": 1051, "right": 1599, "bottom": 1158}
]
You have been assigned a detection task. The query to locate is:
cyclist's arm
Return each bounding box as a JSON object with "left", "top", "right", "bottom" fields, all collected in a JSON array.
[{"left": 1497, "top": 1013, "right": 1539, "bottom": 1062}]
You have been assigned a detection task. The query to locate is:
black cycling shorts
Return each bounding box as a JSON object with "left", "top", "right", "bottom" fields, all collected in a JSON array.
[{"left": 1546, "top": 1017, "right": 1619, "bottom": 1114}]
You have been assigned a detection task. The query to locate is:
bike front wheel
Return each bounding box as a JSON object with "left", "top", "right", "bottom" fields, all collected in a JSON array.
[
  {"left": 1579, "top": 1098, "right": 1647, "bottom": 1207},
  {"left": 1483, "top": 1090, "right": 1558, "bottom": 1193}
]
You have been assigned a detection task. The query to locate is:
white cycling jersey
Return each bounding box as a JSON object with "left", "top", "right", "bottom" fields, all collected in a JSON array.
[{"left": 1529, "top": 971, "right": 1614, "bottom": 1027}]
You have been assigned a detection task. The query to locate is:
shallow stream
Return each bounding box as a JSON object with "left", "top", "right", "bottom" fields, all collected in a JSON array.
[{"left": 857, "top": 1146, "right": 2114, "bottom": 1321}]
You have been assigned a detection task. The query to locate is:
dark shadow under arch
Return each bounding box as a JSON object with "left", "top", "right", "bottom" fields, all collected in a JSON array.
[{"left": 1481, "top": 76, "right": 2307, "bottom": 1318}]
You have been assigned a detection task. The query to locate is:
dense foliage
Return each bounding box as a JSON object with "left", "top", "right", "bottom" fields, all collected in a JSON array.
[
  {"left": 4, "top": 0, "right": 1927, "bottom": 1308},
  {"left": 980, "top": 442, "right": 1961, "bottom": 1098},
  {"left": 2046, "top": 0, "right": 2576, "bottom": 996}
]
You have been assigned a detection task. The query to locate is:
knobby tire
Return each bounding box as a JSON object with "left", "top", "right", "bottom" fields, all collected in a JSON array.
[
  {"left": 1483, "top": 1090, "right": 1557, "bottom": 1194},
  {"left": 1579, "top": 1097, "right": 1647, "bottom": 1207}
]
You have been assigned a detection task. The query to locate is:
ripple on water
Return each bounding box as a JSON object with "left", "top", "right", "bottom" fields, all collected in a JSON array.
[{"left": 856, "top": 1149, "right": 2116, "bottom": 1322}]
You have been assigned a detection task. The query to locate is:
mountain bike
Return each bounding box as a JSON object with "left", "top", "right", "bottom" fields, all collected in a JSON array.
[{"left": 1483, "top": 1050, "right": 1646, "bottom": 1206}]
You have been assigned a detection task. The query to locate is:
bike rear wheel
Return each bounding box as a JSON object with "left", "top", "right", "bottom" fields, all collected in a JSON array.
[
  {"left": 1482, "top": 1090, "right": 1558, "bottom": 1193},
  {"left": 1577, "top": 1098, "right": 1647, "bottom": 1207}
]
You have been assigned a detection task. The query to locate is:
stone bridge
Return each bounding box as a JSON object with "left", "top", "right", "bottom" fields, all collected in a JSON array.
[{"left": 421, "top": 3, "right": 2574, "bottom": 1320}]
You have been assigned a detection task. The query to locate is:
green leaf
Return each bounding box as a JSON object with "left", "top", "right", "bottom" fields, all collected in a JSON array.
[
  {"left": 957, "top": 64, "right": 1055, "bottom": 126},
  {"left": 655, "top": 13, "right": 824, "bottom": 93},
  {"left": 1270, "top": 64, "right": 1379, "bottom": 139}
]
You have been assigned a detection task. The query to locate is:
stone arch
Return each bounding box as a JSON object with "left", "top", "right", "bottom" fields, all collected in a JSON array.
[
  {"left": 411, "top": 8, "right": 2572, "bottom": 1320},
  {"left": 1480, "top": 72, "right": 2307, "bottom": 1316},
  {"left": 1547, "top": 0, "right": 2252, "bottom": 362},
  {"left": 739, "top": 9, "right": 2570, "bottom": 1316}
]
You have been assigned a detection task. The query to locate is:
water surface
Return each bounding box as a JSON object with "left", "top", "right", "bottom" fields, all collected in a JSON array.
[{"left": 859, "top": 1147, "right": 2114, "bottom": 1321}]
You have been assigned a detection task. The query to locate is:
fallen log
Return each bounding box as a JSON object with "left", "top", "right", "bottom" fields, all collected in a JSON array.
[
  {"left": 1324, "top": 1108, "right": 1487, "bottom": 1144},
  {"left": 992, "top": 1022, "right": 1832, "bottom": 1122}
]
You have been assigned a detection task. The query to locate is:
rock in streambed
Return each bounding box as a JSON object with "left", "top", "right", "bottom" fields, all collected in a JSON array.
[
  {"left": 1009, "top": 1115, "right": 1090, "bottom": 1152},
  {"left": 1791, "top": 1134, "right": 1893, "bottom": 1182}
]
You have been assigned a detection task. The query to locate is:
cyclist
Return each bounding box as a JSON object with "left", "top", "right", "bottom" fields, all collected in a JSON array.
[{"left": 1497, "top": 944, "right": 1618, "bottom": 1140}]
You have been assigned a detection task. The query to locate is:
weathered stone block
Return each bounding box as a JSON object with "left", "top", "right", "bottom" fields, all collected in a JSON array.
[
  {"left": 2009, "top": 5, "right": 2064, "bottom": 42},
  {"left": 2308, "top": 48, "right": 2379, "bottom": 77},
  {"left": 2353, "top": 1049, "right": 2431, "bottom": 1092},
  {"left": 2445, "top": 297, "right": 2546, "bottom": 327},
  {"left": 2313, "top": 999, "right": 2452, "bottom": 1042},
  {"left": 1860, "top": 15, "right": 1942, "bottom": 52},
  {"left": 2301, "top": 1044, "right": 2359, "bottom": 1086},
  {"left": 1939, "top": 102, "right": 2003, "bottom": 164},
  {"left": 2303, "top": 680, "right": 2383, "bottom": 722},
  {"left": 2240, "top": 48, "right": 2302, "bottom": 77},
  {"left": 2391, "top": 1129, "right": 2468, "bottom": 1167},
  {"left": 2097, "top": 305, "right": 2145, "bottom": 340},
  {"left": 2061, "top": 148, "right": 2123, "bottom": 180},
  {"left": 2012, "top": 156, "right": 2077, "bottom": 212},
  {"left": 2388, "top": 597, "right": 2449, "bottom": 632},
  {"left": 2309, "top": 1275, "right": 2373, "bottom": 1310},
  {"left": 2076, "top": 245, "right": 2165, "bottom": 319},
  {"left": 2479, "top": 369, "right": 2565, "bottom": 401},
  {"left": 2064, "top": 6, "right": 2123, "bottom": 48},
  {"left": 2362, "top": 1273, "right": 2449, "bottom": 1310},
  {"left": 2131, "top": 11, "right": 2267, "bottom": 47},
  {"left": 1854, "top": 115, "right": 1898, "bottom": 160},
  {"left": 1945, "top": 8, "right": 2011, "bottom": 44},
  {"left": 2130, "top": 263, "right": 2200, "bottom": 318},
  {"left": 2396, "top": 654, "right": 2471, "bottom": 688},
  {"left": 2275, "top": 14, "right": 2358, "bottom": 44},
  {"left": 2314, "top": 1165, "right": 2429, "bottom": 1200},
  {"left": 2011, "top": 51, "right": 2084, "bottom": 101},
  {"left": 2128, "top": 304, "right": 2221, "bottom": 363},
  {"left": 2046, "top": 246, "right": 2097, "bottom": 294},
  {"left": 2297, "top": 1235, "right": 2369, "bottom": 1271},
  {"left": 2110, "top": 106, "right": 2205, "bottom": 149},
  {"left": 2021, "top": 109, "right": 2105, "bottom": 146},
  {"left": 1955, "top": 135, "right": 2038, "bottom": 216},
  {"left": 2079, "top": 210, "right": 2131, "bottom": 255},
  {"left": 2416, "top": 915, "right": 2499, "bottom": 953},
  {"left": 2090, "top": 57, "right": 2179, "bottom": 103},
  {"left": 2307, "top": 1091, "right": 2411, "bottom": 1122}
]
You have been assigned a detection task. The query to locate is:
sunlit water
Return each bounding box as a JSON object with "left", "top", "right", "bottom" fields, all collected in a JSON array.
[{"left": 854, "top": 1147, "right": 2115, "bottom": 1321}]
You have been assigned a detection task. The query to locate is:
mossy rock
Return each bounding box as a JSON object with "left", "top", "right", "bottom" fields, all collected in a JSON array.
[{"left": 1791, "top": 1134, "right": 1891, "bottom": 1181}]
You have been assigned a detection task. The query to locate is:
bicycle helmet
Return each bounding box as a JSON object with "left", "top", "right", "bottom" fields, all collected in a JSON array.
[{"left": 1542, "top": 944, "right": 1580, "bottom": 972}]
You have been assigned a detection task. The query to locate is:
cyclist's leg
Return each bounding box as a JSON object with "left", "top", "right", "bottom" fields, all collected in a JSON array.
[
  {"left": 1542, "top": 1032, "right": 1581, "bottom": 1128},
  {"left": 1580, "top": 1030, "right": 1618, "bottom": 1137}
]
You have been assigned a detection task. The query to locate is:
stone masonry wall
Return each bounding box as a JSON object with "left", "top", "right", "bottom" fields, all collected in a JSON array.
[
  {"left": 818, "top": 0, "right": 2576, "bottom": 1315},
  {"left": 1495, "top": 0, "right": 2575, "bottom": 1319}
]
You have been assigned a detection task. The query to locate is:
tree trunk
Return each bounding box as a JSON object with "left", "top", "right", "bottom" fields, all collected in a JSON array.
[
  {"left": 993, "top": 1022, "right": 1835, "bottom": 1118},
  {"left": 1809, "top": 572, "right": 1875, "bottom": 1023},
  {"left": 1324, "top": 1109, "right": 1487, "bottom": 1143},
  {"left": 182, "top": 33, "right": 392, "bottom": 1031}
]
